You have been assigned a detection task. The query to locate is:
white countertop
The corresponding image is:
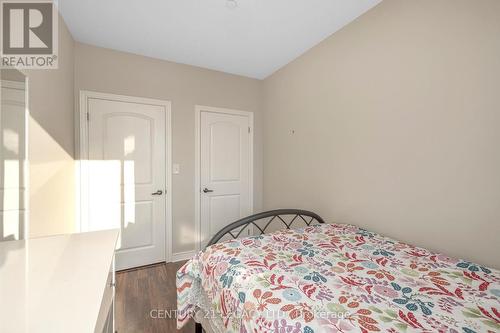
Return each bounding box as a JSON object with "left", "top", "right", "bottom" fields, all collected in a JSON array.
[{"left": 0, "top": 230, "right": 119, "bottom": 333}]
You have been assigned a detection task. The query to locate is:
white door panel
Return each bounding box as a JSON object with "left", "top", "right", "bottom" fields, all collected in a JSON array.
[
  {"left": 210, "top": 121, "right": 241, "bottom": 181},
  {"left": 86, "top": 97, "right": 168, "bottom": 270},
  {"left": 200, "top": 110, "right": 252, "bottom": 247},
  {"left": 208, "top": 195, "right": 241, "bottom": 237}
]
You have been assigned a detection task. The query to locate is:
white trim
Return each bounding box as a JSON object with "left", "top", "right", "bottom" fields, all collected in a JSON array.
[
  {"left": 24, "top": 77, "right": 29, "bottom": 240},
  {"left": 165, "top": 102, "right": 173, "bottom": 263},
  {"left": 78, "top": 91, "right": 89, "bottom": 232},
  {"left": 78, "top": 90, "right": 173, "bottom": 262},
  {"left": 171, "top": 250, "right": 196, "bottom": 262},
  {"left": 194, "top": 107, "right": 200, "bottom": 251},
  {"left": 194, "top": 105, "right": 254, "bottom": 251}
]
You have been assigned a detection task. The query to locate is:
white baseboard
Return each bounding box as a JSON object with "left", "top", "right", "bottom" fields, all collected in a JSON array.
[{"left": 171, "top": 250, "right": 196, "bottom": 262}]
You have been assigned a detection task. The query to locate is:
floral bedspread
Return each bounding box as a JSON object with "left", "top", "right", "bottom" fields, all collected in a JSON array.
[{"left": 177, "top": 223, "right": 500, "bottom": 332}]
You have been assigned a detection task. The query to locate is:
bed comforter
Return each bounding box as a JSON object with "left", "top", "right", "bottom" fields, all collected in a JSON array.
[{"left": 177, "top": 224, "right": 500, "bottom": 332}]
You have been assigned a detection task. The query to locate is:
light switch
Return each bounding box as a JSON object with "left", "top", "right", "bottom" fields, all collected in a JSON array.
[{"left": 173, "top": 163, "right": 180, "bottom": 174}]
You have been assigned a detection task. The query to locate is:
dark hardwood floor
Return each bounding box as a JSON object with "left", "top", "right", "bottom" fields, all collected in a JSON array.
[{"left": 115, "top": 261, "right": 195, "bottom": 333}]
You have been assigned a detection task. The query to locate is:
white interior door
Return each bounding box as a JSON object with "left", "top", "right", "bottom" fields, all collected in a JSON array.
[
  {"left": 199, "top": 108, "right": 253, "bottom": 248},
  {"left": 85, "top": 94, "right": 169, "bottom": 270}
]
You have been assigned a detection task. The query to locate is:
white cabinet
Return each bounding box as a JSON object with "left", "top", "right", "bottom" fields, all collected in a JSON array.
[
  {"left": 95, "top": 262, "right": 116, "bottom": 333},
  {"left": 0, "top": 229, "right": 119, "bottom": 333}
]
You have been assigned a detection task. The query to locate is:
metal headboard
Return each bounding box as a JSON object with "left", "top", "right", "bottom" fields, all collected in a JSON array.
[{"left": 205, "top": 209, "right": 326, "bottom": 248}]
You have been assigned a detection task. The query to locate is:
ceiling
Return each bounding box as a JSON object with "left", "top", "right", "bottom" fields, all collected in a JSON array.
[{"left": 59, "top": 0, "right": 381, "bottom": 79}]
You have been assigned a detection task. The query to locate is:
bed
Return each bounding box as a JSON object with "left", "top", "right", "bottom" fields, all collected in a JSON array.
[{"left": 177, "top": 209, "right": 500, "bottom": 332}]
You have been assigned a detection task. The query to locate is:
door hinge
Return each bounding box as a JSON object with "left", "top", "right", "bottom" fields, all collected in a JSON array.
[
  {"left": 86, "top": 112, "right": 90, "bottom": 121},
  {"left": 248, "top": 126, "right": 251, "bottom": 133}
]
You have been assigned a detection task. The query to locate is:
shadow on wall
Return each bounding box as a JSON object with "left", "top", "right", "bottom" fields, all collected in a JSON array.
[
  {"left": 28, "top": 117, "right": 76, "bottom": 237},
  {"left": 22, "top": 18, "right": 76, "bottom": 237}
]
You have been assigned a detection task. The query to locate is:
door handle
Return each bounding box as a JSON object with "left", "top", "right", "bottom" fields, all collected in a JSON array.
[
  {"left": 151, "top": 190, "right": 163, "bottom": 196},
  {"left": 203, "top": 188, "right": 214, "bottom": 193}
]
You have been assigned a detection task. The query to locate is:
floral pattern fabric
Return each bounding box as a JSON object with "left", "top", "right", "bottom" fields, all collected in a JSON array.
[{"left": 177, "top": 223, "right": 500, "bottom": 332}]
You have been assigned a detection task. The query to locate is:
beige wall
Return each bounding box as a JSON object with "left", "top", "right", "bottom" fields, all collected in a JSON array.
[
  {"left": 263, "top": 0, "right": 500, "bottom": 268},
  {"left": 74, "top": 43, "right": 263, "bottom": 254},
  {"left": 23, "top": 16, "right": 76, "bottom": 237}
]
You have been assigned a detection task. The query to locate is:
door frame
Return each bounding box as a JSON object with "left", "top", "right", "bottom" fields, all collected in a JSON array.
[
  {"left": 194, "top": 105, "right": 254, "bottom": 251},
  {"left": 78, "top": 90, "right": 173, "bottom": 262}
]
